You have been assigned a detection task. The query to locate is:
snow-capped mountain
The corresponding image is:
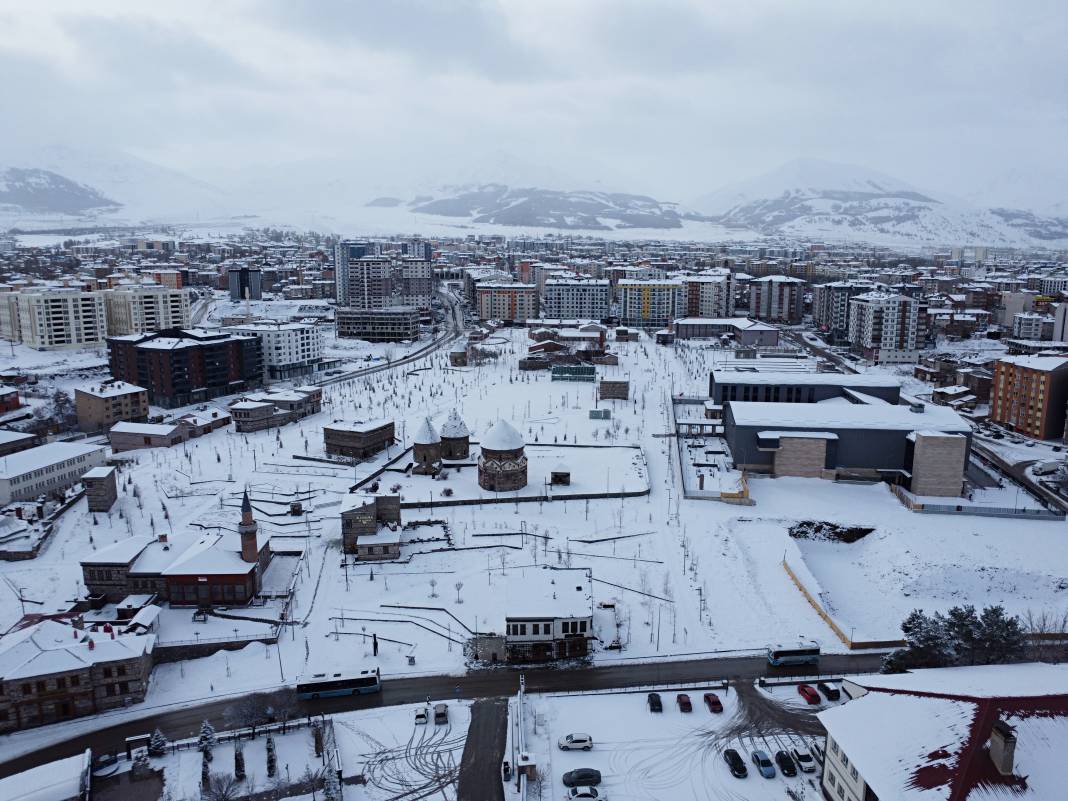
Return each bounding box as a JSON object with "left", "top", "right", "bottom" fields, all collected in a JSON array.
[
  {"left": 692, "top": 158, "right": 1068, "bottom": 247},
  {"left": 0, "top": 167, "right": 119, "bottom": 215}
]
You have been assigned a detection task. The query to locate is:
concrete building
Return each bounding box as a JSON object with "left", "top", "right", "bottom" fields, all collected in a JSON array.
[
  {"left": 848, "top": 291, "right": 921, "bottom": 364},
  {"left": 990, "top": 355, "right": 1068, "bottom": 440},
  {"left": 673, "top": 317, "right": 780, "bottom": 346},
  {"left": 709, "top": 371, "right": 901, "bottom": 405},
  {"left": 618, "top": 278, "right": 684, "bottom": 329},
  {"left": 324, "top": 419, "right": 396, "bottom": 459},
  {"left": 0, "top": 431, "right": 37, "bottom": 459},
  {"left": 74, "top": 381, "right": 149, "bottom": 433},
  {"left": 228, "top": 321, "right": 324, "bottom": 381},
  {"left": 227, "top": 265, "right": 262, "bottom": 301},
  {"left": 1011, "top": 312, "right": 1052, "bottom": 341},
  {"left": 812, "top": 280, "right": 876, "bottom": 343},
  {"left": 476, "top": 283, "right": 539, "bottom": 323},
  {"left": 228, "top": 387, "right": 322, "bottom": 432},
  {"left": 503, "top": 567, "right": 593, "bottom": 662},
  {"left": 394, "top": 258, "right": 434, "bottom": 309},
  {"left": 750, "top": 276, "right": 805, "bottom": 324},
  {"left": 478, "top": 420, "right": 527, "bottom": 491},
  {"left": 335, "top": 252, "right": 392, "bottom": 308},
  {"left": 681, "top": 271, "right": 735, "bottom": 318},
  {"left": 540, "top": 278, "right": 610, "bottom": 321},
  {"left": 1, "top": 290, "right": 107, "bottom": 350},
  {"left": 336, "top": 306, "right": 420, "bottom": 342},
  {"left": 82, "top": 466, "right": 118, "bottom": 512},
  {"left": 103, "top": 285, "right": 191, "bottom": 335},
  {"left": 340, "top": 492, "right": 402, "bottom": 558},
  {"left": 108, "top": 421, "right": 188, "bottom": 452},
  {"left": 0, "top": 443, "right": 107, "bottom": 505}
]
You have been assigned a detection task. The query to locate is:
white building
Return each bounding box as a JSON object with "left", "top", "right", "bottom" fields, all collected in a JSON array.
[
  {"left": 0, "top": 290, "right": 107, "bottom": 350},
  {"left": 0, "top": 442, "right": 107, "bottom": 505},
  {"left": 228, "top": 321, "right": 324, "bottom": 381},
  {"left": 617, "top": 278, "right": 684, "bottom": 328},
  {"left": 812, "top": 281, "right": 877, "bottom": 343},
  {"left": 502, "top": 567, "right": 594, "bottom": 661},
  {"left": 103, "top": 285, "right": 192, "bottom": 335},
  {"left": 394, "top": 258, "right": 433, "bottom": 309},
  {"left": 1039, "top": 275, "right": 1068, "bottom": 296},
  {"left": 847, "top": 291, "right": 921, "bottom": 364},
  {"left": 541, "top": 278, "right": 610, "bottom": 321},
  {"left": 1011, "top": 312, "right": 1052, "bottom": 341}
]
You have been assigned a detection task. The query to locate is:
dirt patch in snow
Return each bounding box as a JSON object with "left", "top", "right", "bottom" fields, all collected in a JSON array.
[{"left": 788, "top": 520, "right": 874, "bottom": 543}]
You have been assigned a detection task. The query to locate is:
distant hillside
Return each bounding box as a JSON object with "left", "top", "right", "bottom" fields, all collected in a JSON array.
[{"left": 0, "top": 167, "right": 119, "bottom": 214}]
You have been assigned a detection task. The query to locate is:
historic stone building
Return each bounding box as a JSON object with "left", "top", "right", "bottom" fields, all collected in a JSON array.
[
  {"left": 478, "top": 420, "right": 528, "bottom": 491},
  {"left": 440, "top": 409, "right": 471, "bottom": 460},
  {"left": 412, "top": 418, "right": 442, "bottom": 475}
]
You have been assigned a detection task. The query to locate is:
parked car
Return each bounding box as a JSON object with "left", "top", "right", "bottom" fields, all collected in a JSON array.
[
  {"left": 751, "top": 750, "right": 776, "bottom": 779},
  {"left": 566, "top": 788, "right": 603, "bottom": 800},
  {"left": 703, "top": 692, "right": 723, "bottom": 713},
  {"left": 558, "top": 733, "right": 594, "bottom": 751},
  {"left": 434, "top": 703, "right": 449, "bottom": 724},
  {"left": 811, "top": 742, "right": 826, "bottom": 764},
  {"left": 647, "top": 692, "right": 663, "bottom": 712},
  {"left": 816, "top": 682, "right": 841, "bottom": 702},
  {"left": 562, "top": 769, "right": 602, "bottom": 788},
  {"left": 775, "top": 751, "right": 797, "bottom": 777},
  {"left": 414, "top": 708, "right": 428, "bottom": 725},
  {"left": 791, "top": 745, "right": 817, "bottom": 773},
  {"left": 676, "top": 693, "right": 692, "bottom": 712},
  {"left": 93, "top": 753, "right": 119, "bottom": 772},
  {"left": 798, "top": 684, "right": 821, "bottom": 705},
  {"left": 723, "top": 748, "right": 747, "bottom": 778}
]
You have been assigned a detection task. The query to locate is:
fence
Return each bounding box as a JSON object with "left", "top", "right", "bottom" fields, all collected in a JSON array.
[{"left": 890, "top": 484, "right": 1065, "bottom": 520}]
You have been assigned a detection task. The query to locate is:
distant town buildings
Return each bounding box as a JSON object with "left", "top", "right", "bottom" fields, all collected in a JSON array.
[
  {"left": 540, "top": 278, "right": 610, "bottom": 321},
  {"left": 103, "top": 285, "right": 191, "bottom": 336},
  {"left": 336, "top": 306, "right": 420, "bottom": 342},
  {"left": 848, "top": 291, "right": 922, "bottom": 364},
  {"left": 0, "top": 289, "right": 107, "bottom": 350},
  {"left": 749, "top": 275, "right": 805, "bottom": 324},
  {"left": 476, "top": 283, "right": 539, "bottom": 323},
  {"left": 228, "top": 321, "right": 324, "bottom": 381},
  {"left": 227, "top": 265, "right": 263, "bottom": 301}
]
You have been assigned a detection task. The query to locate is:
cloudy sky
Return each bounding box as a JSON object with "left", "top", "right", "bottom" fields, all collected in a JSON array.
[{"left": 1, "top": 0, "right": 1065, "bottom": 203}]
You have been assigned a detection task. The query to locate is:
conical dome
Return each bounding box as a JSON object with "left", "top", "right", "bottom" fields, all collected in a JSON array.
[
  {"left": 413, "top": 417, "right": 440, "bottom": 445},
  {"left": 441, "top": 409, "right": 470, "bottom": 439},
  {"left": 483, "top": 420, "right": 524, "bottom": 451}
]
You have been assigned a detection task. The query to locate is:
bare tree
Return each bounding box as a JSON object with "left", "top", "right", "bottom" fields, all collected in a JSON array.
[{"left": 203, "top": 773, "right": 242, "bottom": 801}]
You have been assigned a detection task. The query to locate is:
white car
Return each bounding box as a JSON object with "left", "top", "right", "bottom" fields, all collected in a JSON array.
[
  {"left": 567, "top": 787, "right": 603, "bottom": 800},
  {"left": 414, "top": 708, "right": 428, "bottom": 725},
  {"left": 811, "top": 741, "right": 826, "bottom": 764},
  {"left": 791, "top": 745, "right": 816, "bottom": 773},
  {"left": 558, "top": 733, "right": 593, "bottom": 751}
]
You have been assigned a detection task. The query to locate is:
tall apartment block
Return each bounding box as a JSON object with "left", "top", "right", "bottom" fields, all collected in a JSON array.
[
  {"left": 103, "top": 285, "right": 192, "bottom": 335},
  {"left": 812, "top": 281, "right": 876, "bottom": 343},
  {"left": 0, "top": 289, "right": 107, "bottom": 350},
  {"left": 228, "top": 321, "right": 324, "bottom": 380},
  {"left": 847, "top": 291, "right": 921, "bottom": 364},
  {"left": 749, "top": 276, "right": 805, "bottom": 324},
  {"left": 990, "top": 355, "right": 1068, "bottom": 440},
  {"left": 475, "top": 283, "right": 539, "bottom": 323},
  {"left": 617, "top": 278, "right": 684, "bottom": 328},
  {"left": 681, "top": 271, "right": 735, "bottom": 318},
  {"left": 228, "top": 265, "right": 263, "bottom": 301},
  {"left": 541, "top": 278, "right": 610, "bottom": 320}
]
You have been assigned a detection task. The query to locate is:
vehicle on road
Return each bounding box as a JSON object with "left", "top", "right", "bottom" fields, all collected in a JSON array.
[
  {"left": 566, "top": 787, "right": 603, "bottom": 800},
  {"left": 93, "top": 753, "right": 119, "bottom": 772},
  {"left": 798, "top": 684, "right": 821, "bottom": 704},
  {"left": 723, "top": 748, "right": 747, "bottom": 778},
  {"left": 295, "top": 667, "right": 381, "bottom": 699},
  {"left": 792, "top": 745, "right": 816, "bottom": 773},
  {"left": 1033, "top": 460, "right": 1062, "bottom": 476},
  {"left": 562, "top": 768, "right": 602, "bottom": 787},
  {"left": 817, "top": 682, "right": 841, "bottom": 701},
  {"left": 414, "top": 708, "right": 428, "bottom": 725},
  {"left": 647, "top": 692, "right": 663, "bottom": 712},
  {"left": 434, "top": 703, "right": 449, "bottom": 724},
  {"left": 767, "top": 642, "right": 821, "bottom": 667},
  {"left": 811, "top": 742, "right": 826, "bottom": 764},
  {"left": 676, "top": 693, "right": 692, "bottom": 712},
  {"left": 751, "top": 750, "right": 776, "bottom": 778},
  {"left": 703, "top": 692, "right": 723, "bottom": 713},
  {"left": 775, "top": 751, "right": 797, "bottom": 777},
  {"left": 559, "top": 733, "right": 593, "bottom": 751}
]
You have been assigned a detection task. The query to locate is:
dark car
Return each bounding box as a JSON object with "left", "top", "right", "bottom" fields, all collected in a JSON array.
[
  {"left": 775, "top": 750, "right": 797, "bottom": 777},
  {"left": 798, "top": 684, "right": 821, "bottom": 705},
  {"left": 703, "top": 692, "right": 723, "bottom": 713},
  {"left": 563, "top": 768, "right": 602, "bottom": 788},
  {"left": 817, "top": 682, "right": 841, "bottom": 702},
  {"left": 723, "top": 748, "right": 747, "bottom": 778},
  {"left": 647, "top": 692, "right": 663, "bottom": 712},
  {"left": 676, "top": 693, "right": 692, "bottom": 712}
]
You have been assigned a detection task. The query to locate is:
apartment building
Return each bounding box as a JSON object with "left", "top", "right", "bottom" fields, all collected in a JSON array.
[
  {"left": 74, "top": 381, "right": 150, "bottom": 432},
  {"left": 0, "top": 290, "right": 107, "bottom": 350},
  {"left": 540, "top": 278, "right": 610, "bottom": 321},
  {"left": 107, "top": 328, "right": 263, "bottom": 408},
  {"left": 395, "top": 258, "right": 434, "bottom": 309},
  {"left": 0, "top": 442, "right": 107, "bottom": 505},
  {"left": 990, "top": 355, "right": 1068, "bottom": 439},
  {"left": 335, "top": 252, "right": 392, "bottom": 308},
  {"left": 228, "top": 321, "right": 324, "bottom": 380},
  {"left": 336, "top": 306, "right": 420, "bottom": 342},
  {"left": 476, "top": 283, "right": 539, "bottom": 323},
  {"left": 103, "top": 285, "right": 191, "bottom": 335},
  {"left": 847, "top": 291, "right": 921, "bottom": 364},
  {"left": 812, "top": 281, "right": 876, "bottom": 343},
  {"left": 227, "top": 265, "right": 262, "bottom": 301},
  {"left": 617, "top": 278, "right": 684, "bottom": 328},
  {"left": 1011, "top": 312, "right": 1052, "bottom": 341},
  {"left": 681, "top": 271, "right": 735, "bottom": 318},
  {"left": 749, "top": 275, "right": 805, "bottom": 324},
  {"left": 1039, "top": 275, "right": 1068, "bottom": 296}
]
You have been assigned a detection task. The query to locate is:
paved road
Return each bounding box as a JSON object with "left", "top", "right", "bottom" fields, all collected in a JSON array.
[
  {"left": 456, "top": 698, "right": 507, "bottom": 801},
  {"left": 0, "top": 651, "right": 883, "bottom": 780}
]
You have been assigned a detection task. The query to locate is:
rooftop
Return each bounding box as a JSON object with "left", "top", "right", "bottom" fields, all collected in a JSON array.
[
  {"left": 712, "top": 370, "right": 901, "bottom": 387},
  {"left": 504, "top": 567, "right": 593, "bottom": 620},
  {"left": 0, "top": 443, "right": 106, "bottom": 480},
  {"left": 728, "top": 401, "right": 971, "bottom": 433}
]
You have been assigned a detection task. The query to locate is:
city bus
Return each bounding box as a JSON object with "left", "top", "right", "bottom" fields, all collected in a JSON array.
[
  {"left": 295, "top": 667, "right": 381, "bottom": 700},
  {"left": 767, "top": 642, "right": 821, "bottom": 667}
]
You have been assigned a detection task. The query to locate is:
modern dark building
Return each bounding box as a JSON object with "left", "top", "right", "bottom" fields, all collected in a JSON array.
[
  {"left": 227, "top": 265, "right": 263, "bottom": 301},
  {"left": 709, "top": 370, "right": 901, "bottom": 405},
  {"left": 107, "top": 328, "right": 263, "bottom": 408}
]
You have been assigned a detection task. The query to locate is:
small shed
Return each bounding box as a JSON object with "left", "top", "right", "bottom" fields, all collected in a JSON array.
[{"left": 550, "top": 463, "right": 571, "bottom": 485}]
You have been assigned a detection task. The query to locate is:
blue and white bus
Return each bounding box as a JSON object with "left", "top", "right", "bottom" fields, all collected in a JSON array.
[
  {"left": 295, "top": 667, "right": 381, "bottom": 700},
  {"left": 767, "top": 642, "right": 821, "bottom": 667}
]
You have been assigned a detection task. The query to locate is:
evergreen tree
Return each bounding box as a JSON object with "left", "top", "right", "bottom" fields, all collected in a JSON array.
[
  {"left": 234, "top": 743, "right": 246, "bottom": 781},
  {"left": 266, "top": 733, "right": 277, "bottom": 778},
  {"left": 201, "top": 752, "right": 211, "bottom": 789},
  {"left": 900, "top": 609, "right": 953, "bottom": 667},
  {"left": 198, "top": 720, "right": 216, "bottom": 761},
  {"left": 977, "top": 605, "right": 1027, "bottom": 664},
  {"left": 132, "top": 750, "right": 152, "bottom": 779},
  {"left": 148, "top": 728, "right": 168, "bottom": 757},
  {"left": 944, "top": 605, "right": 981, "bottom": 665},
  {"left": 323, "top": 766, "right": 341, "bottom": 801}
]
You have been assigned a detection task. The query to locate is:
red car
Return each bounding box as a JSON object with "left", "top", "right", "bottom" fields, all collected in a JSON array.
[
  {"left": 703, "top": 692, "right": 723, "bottom": 713},
  {"left": 798, "top": 684, "right": 821, "bottom": 705},
  {"left": 676, "top": 693, "right": 692, "bottom": 712}
]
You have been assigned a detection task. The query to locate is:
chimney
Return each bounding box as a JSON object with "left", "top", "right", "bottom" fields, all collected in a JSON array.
[
  {"left": 158, "top": 533, "right": 168, "bottom": 543},
  {"left": 989, "top": 720, "right": 1017, "bottom": 776},
  {"left": 238, "top": 489, "right": 259, "bottom": 563}
]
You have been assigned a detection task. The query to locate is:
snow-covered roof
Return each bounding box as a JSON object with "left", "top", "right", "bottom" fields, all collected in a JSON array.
[
  {"left": 482, "top": 420, "right": 524, "bottom": 451},
  {"left": 325, "top": 418, "right": 393, "bottom": 433},
  {"left": 413, "top": 417, "right": 440, "bottom": 445},
  {"left": 504, "top": 567, "right": 592, "bottom": 620},
  {"left": 440, "top": 409, "right": 470, "bottom": 439},
  {"left": 0, "top": 443, "right": 106, "bottom": 481},
  {"left": 997, "top": 355, "right": 1068, "bottom": 371},
  {"left": 80, "top": 535, "right": 155, "bottom": 565},
  {"left": 853, "top": 663, "right": 1068, "bottom": 699},
  {"left": 0, "top": 430, "right": 34, "bottom": 445},
  {"left": 110, "top": 421, "right": 180, "bottom": 436},
  {"left": 80, "top": 466, "right": 114, "bottom": 480},
  {"left": 0, "top": 620, "right": 154, "bottom": 682},
  {"left": 713, "top": 370, "right": 900, "bottom": 387},
  {"left": 0, "top": 750, "right": 90, "bottom": 801},
  {"left": 758, "top": 430, "right": 838, "bottom": 440},
  {"left": 76, "top": 381, "right": 146, "bottom": 398},
  {"left": 162, "top": 533, "right": 257, "bottom": 576},
  {"left": 728, "top": 401, "right": 971, "bottom": 433}
]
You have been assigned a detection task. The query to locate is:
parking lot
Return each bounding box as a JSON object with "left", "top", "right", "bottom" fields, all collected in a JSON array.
[{"left": 528, "top": 679, "right": 845, "bottom": 800}]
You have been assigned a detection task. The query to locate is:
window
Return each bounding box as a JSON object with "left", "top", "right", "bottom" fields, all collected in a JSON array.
[
  {"left": 56, "top": 677, "right": 66, "bottom": 689},
  {"left": 828, "top": 773, "right": 836, "bottom": 787},
  {"left": 117, "top": 665, "right": 127, "bottom": 677},
  {"left": 579, "top": 620, "right": 587, "bottom": 633},
  {"left": 851, "top": 766, "right": 858, "bottom": 780},
  {"left": 831, "top": 740, "right": 839, "bottom": 755},
  {"left": 841, "top": 753, "right": 849, "bottom": 768},
  {"left": 837, "top": 786, "right": 845, "bottom": 799},
  {"left": 20, "top": 683, "right": 30, "bottom": 695},
  {"left": 102, "top": 667, "right": 112, "bottom": 678},
  {"left": 519, "top": 624, "right": 527, "bottom": 635},
  {"left": 71, "top": 676, "right": 80, "bottom": 687},
  {"left": 35, "top": 681, "right": 45, "bottom": 693}
]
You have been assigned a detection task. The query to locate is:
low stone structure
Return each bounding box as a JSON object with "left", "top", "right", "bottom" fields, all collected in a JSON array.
[
  {"left": 440, "top": 409, "right": 471, "bottom": 459},
  {"left": 412, "top": 418, "right": 442, "bottom": 475},
  {"left": 340, "top": 493, "right": 402, "bottom": 558},
  {"left": 323, "top": 419, "right": 395, "bottom": 459},
  {"left": 83, "top": 466, "right": 117, "bottom": 512},
  {"left": 478, "top": 420, "right": 528, "bottom": 492}
]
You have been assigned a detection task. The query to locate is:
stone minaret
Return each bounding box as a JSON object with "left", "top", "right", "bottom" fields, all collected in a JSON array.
[{"left": 239, "top": 489, "right": 259, "bottom": 563}]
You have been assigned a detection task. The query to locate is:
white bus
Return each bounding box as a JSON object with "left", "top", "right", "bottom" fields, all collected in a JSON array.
[
  {"left": 295, "top": 667, "right": 381, "bottom": 700},
  {"left": 767, "top": 642, "right": 821, "bottom": 667}
]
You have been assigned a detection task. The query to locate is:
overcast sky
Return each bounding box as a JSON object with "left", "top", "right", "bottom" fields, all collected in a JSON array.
[{"left": 1, "top": 0, "right": 1065, "bottom": 202}]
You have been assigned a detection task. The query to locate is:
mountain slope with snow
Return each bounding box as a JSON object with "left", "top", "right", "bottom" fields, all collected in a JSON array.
[{"left": 0, "top": 168, "right": 119, "bottom": 215}]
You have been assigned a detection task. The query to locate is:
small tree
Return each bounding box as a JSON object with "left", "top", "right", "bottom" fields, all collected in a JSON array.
[
  {"left": 323, "top": 765, "right": 341, "bottom": 801},
  {"left": 198, "top": 720, "right": 216, "bottom": 761},
  {"left": 201, "top": 752, "right": 211, "bottom": 789},
  {"left": 234, "top": 742, "right": 246, "bottom": 782},
  {"left": 131, "top": 750, "right": 152, "bottom": 779},
  {"left": 312, "top": 720, "right": 324, "bottom": 757},
  {"left": 944, "top": 605, "right": 981, "bottom": 665},
  {"left": 148, "top": 728, "right": 168, "bottom": 757},
  {"left": 203, "top": 772, "right": 242, "bottom": 801},
  {"left": 977, "top": 605, "right": 1027, "bottom": 664},
  {"left": 266, "top": 733, "right": 277, "bottom": 777}
]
